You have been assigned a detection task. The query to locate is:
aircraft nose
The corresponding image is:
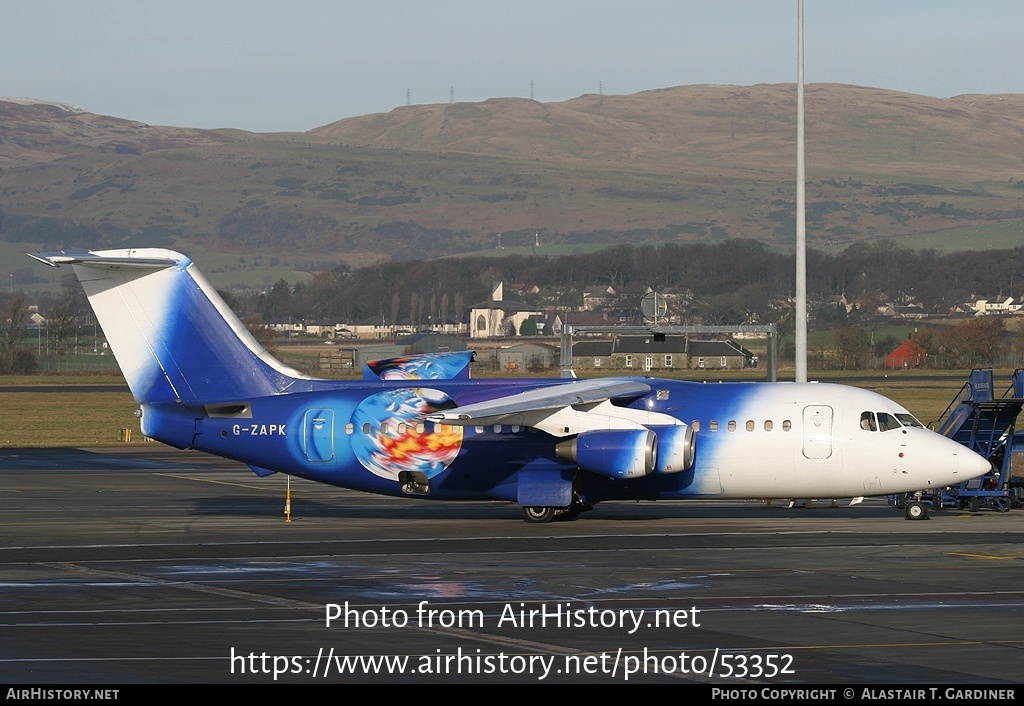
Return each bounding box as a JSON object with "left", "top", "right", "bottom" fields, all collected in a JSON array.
[{"left": 959, "top": 448, "right": 992, "bottom": 478}]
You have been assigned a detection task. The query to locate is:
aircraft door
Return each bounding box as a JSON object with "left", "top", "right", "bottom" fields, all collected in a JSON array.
[
  {"left": 303, "top": 409, "right": 335, "bottom": 462},
  {"left": 802, "top": 405, "right": 833, "bottom": 459}
]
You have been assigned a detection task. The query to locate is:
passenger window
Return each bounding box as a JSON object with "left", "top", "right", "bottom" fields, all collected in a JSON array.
[
  {"left": 764, "top": 420, "right": 773, "bottom": 432},
  {"left": 345, "top": 423, "right": 354, "bottom": 435},
  {"left": 782, "top": 420, "right": 792, "bottom": 431},
  {"left": 691, "top": 420, "right": 701, "bottom": 432},
  {"left": 710, "top": 420, "right": 719, "bottom": 432},
  {"left": 362, "top": 422, "right": 371, "bottom": 434},
  {"left": 746, "top": 420, "right": 755, "bottom": 432},
  {"left": 728, "top": 420, "right": 736, "bottom": 432}
]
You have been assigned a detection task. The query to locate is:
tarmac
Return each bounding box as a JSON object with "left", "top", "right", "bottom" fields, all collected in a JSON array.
[{"left": 2, "top": 446, "right": 1023, "bottom": 684}]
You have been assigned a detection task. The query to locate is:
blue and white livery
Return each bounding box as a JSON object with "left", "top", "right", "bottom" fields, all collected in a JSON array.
[{"left": 31, "top": 248, "right": 990, "bottom": 522}]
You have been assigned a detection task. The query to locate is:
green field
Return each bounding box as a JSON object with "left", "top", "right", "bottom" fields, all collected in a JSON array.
[
  {"left": 0, "top": 368, "right": 984, "bottom": 447},
  {"left": 820, "top": 220, "right": 1024, "bottom": 254}
]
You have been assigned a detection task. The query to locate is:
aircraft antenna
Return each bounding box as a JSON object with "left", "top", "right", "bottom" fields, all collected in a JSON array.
[{"left": 794, "top": 0, "right": 808, "bottom": 383}]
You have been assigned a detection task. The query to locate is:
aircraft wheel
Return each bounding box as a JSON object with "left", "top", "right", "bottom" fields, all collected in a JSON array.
[
  {"left": 522, "top": 506, "right": 557, "bottom": 523},
  {"left": 904, "top": 501, "right": 929, "bottom": 521}
]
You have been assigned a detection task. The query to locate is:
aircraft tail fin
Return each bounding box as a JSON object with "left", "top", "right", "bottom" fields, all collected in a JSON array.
[{"left": 30, "top": 249, "right": 312, "bottom": 406}]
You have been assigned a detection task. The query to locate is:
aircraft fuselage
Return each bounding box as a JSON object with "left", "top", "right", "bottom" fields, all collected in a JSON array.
[{"left": 142, "top": 377, "right": 981, "bottom": 506}]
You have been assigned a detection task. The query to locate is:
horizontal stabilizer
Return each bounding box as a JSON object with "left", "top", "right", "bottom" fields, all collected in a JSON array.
[
  {"left": 363, "top": 350, "right": 476, "bottom": 380},
  {"left": 29, "top": 251, "right": 179, "bottom": 270}
]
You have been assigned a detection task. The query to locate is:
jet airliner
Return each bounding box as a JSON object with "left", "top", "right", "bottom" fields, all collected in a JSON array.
[{"left": 31, "top": 248, "right": 990, "bottom": 522}]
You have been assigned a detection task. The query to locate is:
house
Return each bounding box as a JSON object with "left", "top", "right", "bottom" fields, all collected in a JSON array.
[
  {"left": 568, "top": 339, "right": 614, "bottom": 371},
  {"left": 827, "top": 294, "right": 852, "bottom": 314},
  {"left": 349, "top": 319, "right": 403, "bottom": 339},
  {"left": 569, "top": 335, "right": 753, "bottom": 371},
  {"left": 612, "top": 335, "right": 688, "bottom": 371},
  {"left": 468, "top": 282, "right": 544, "bottom": 339},
  {"left": 885, "top": 338, "right": 928, "bottom": 369},
  {"left": 968, "top": 297, "right": 1021, "bottom": 316},
  {"left": 581, "top": 285, "right": 616, "bottom": 310},
  {"left": 893, "top": 305, "right": 927, "bottom": 320},
  {"left": 517, "top": 313, "right": 561, "bottom": 336},
  {"left": 266, "top": 318, "right": 305, "bottom": 335},
  {"left": 497, "top": 342, "right": 559, "bottom": 372},
  {"left": 686, "top": 340, "right": 756, "bottom": 370}
]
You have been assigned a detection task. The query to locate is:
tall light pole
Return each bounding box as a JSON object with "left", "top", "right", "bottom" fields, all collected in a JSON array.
[{"left": 794, "top": 0, "right": 808, "bottom": 383}]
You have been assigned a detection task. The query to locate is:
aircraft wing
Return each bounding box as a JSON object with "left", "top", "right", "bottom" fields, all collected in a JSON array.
[{"left": 426, "top": 377, "right": 652, "bottom": 429}]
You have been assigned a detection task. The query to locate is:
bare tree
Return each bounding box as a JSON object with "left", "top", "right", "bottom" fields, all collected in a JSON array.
[
  {"left": 454, "top": 291, "right": 464, "bottom": 325},
  {"left": 440, "top": 292, "right": 450, "bottom": 330},
  {"left": 46, "top": 276, "right": 85, "bottom": 374},
  {"left": 0, "top": 292, "right": 31, "bottom": 374},
  {"left": 389, "top": 292, "right": 400, "bottom": 333}
]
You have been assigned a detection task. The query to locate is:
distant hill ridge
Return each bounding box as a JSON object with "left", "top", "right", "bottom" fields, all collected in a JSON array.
[
  {"left": 0, "top": 97, "right": 87, "bottom": 112},
  {"left": 0, "top": 98, "right": 234, "bottom": 168},
  {"left": 309, "top": 83, "right": 1024, "bottom": 177},
  {"left": 1, "top": 83, "right": 1022, "bottom": 274}
]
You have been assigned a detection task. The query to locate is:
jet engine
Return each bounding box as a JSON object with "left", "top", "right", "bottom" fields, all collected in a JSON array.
[
  {"left": 555, "top": 429, "right": 657, "bottom": 479},
  {"left": 649, "top": 424, "right": 696, "bottom": 474},
  {"left": 555, "top": 425, "right": 695, "bottom": 479}
]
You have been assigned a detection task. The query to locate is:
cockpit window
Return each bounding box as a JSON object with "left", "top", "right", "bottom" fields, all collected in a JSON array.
[
  {"left": 895, "top": 413, "right": 923, "bottom": 428},
  {"left": 860, "top": 411, "right": 877, "bottom": 432},
  {"left": 876, "top": 412, "right": 902, "bottom": 431},
  {"left": 861, "top": 411, "right": 922, "bottom": 432}
]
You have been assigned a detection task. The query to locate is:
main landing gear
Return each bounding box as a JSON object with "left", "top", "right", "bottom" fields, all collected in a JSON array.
[
  {"left": 521, "top": 506, "right": 557, "bottom": 523},
  {"left": 521, "top": 501, "right": 590, "bottom": 523}
]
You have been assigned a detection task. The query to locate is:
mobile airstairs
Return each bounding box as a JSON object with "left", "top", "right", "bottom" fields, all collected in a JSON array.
[{"left": 923, "top": 368, "right": 1024, "bottom": 513}]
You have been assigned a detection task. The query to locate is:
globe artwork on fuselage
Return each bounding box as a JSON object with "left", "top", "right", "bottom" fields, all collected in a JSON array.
[{"left": 351, "top": 388, "right": 464, "bottom": 481}]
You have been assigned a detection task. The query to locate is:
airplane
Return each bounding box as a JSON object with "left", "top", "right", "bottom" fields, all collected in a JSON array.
[{"left": 31, "top": 248, "right": 991, "bottom": 522}]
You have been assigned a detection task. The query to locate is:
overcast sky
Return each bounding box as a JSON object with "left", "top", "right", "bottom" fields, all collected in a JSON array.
[{"left": 3, "top": 1, "right": 1021, "bottom": 133}]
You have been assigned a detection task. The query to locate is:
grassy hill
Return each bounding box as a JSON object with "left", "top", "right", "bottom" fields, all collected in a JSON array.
[{"left": 2, "top": 84, "right": 1023, "bottom": 288}]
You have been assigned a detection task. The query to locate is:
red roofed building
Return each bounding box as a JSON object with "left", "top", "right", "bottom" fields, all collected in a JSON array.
[{"left": 886, "top": 338, "right": 928, "bottom": 369}]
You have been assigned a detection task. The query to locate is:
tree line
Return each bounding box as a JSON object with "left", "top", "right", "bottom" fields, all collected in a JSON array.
[
  {"left": 4, "top": 239, "right": 1023, "bottom": 374},
  {"left": 237, "top": 239, "right": 1024, "bottom": 328}
]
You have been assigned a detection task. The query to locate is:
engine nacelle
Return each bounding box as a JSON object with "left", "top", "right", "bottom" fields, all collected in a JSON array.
[
  {"left": 650, "top": 424, "right": 696, "bottom": 474},
  {"left": 555, "top": 429, "right": 657, "bottom": 479}
]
